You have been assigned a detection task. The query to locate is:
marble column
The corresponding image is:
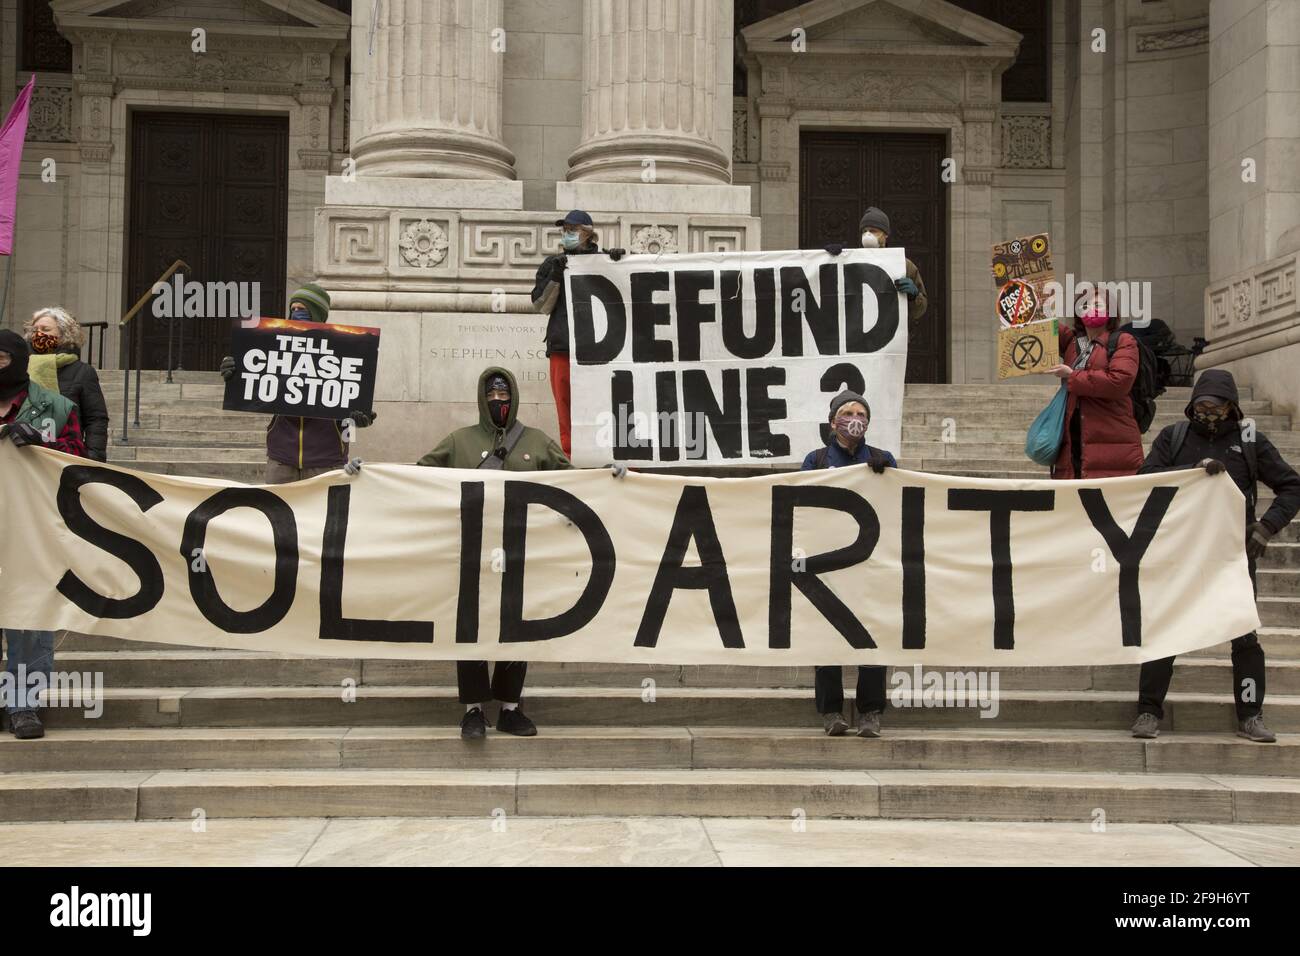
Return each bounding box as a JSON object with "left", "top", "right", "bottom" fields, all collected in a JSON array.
[
  {"left": 567, "top": 0, "right": 730, "bottom": 185},
  {"left": 350, "top": 0, "right": 516, "bottom": 179}
]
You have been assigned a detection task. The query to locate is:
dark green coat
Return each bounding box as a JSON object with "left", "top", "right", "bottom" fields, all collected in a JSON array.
[{"left": 417, "top": 366, "right": 572, "bottom": 472}]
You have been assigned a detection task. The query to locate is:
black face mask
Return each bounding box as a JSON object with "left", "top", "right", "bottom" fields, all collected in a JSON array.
[
  {"left": 1190, "top": 405, "right": 1232, "bottom": 438},
  {"left": 488, "top": 399, "right": 511, "bottom": 428}
]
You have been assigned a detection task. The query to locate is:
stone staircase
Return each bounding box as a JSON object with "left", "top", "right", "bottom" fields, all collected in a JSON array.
[{"left": 2, "top": 373, "right": 1297, "bottom": 824}]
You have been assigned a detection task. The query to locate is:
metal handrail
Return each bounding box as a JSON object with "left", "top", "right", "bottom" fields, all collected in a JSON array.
[
  {"left": 119, "top": 259, "right": 190, "bottom": 443},
  {"left": 80, "top": 321, "right": 108, "bottom": 369}
]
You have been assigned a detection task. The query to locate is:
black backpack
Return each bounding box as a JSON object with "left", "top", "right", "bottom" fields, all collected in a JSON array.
[{"left": 1104, "top": 331, "right": 1164, "bottom": 433}]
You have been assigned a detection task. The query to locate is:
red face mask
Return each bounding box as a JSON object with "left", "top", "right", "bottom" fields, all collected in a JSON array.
[
  {"left": 1081, "top": 307, "right": 1109, "bottom": 328},
  {"left": 30, "top": 330, "right": 59, "bottom": 354}
]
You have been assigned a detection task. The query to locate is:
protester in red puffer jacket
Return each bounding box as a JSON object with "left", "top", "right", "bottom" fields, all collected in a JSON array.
[{"left": 1046, "top": 289, "right": 1144, "bottom": 479}]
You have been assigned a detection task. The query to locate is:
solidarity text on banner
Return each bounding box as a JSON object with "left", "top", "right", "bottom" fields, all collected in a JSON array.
[
  {"left": 564, "top": 248, "right": 908, "bottom": 467},
  {"left": 0, "top": 443, "right": 1259, "bottom": 666}
]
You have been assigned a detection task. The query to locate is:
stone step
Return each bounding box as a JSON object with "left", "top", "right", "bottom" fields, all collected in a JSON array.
[
  {"left": 33, "top": 685, "right": 1300, "bottom": 732},
  {"left": 119, "top": 412, "right": 270, "bottom": 431},
  {"left": 1190, "top": 628, "right": 1300, "bottom": 659},
  {"left": 107, "top": 429, "right": 265, "bottom": 448},
  {"left": 111, "top": 461, "right": 266, "bottom": 482},
  {"left": 109, "top": 446, "right": 267, "bottom": 463},
  {"left": 1260, "top": 596, "right": 1300, "bottom": 626},
  {"left": 1260, "top": 543, "right": 1300, "bottom": 567},
  {"left": 45, "top": 651, "right": 1300, "bottom": 696},
  {"left": 1257, "top": 568, "right": 1300, "bottom": 594},
  {"left": 97, "top": 371, "right": 225, "bottom": 385},
  {"left": 99, "top": 383, "right": 227, "bottom": 402},
  {"left": 1, "top": 726, "right": 1295, "bottom": 777},
  {"left": 897, "top": 397, "right": 1274, "bottom": 416},
  {"left": 907, "top": 411, "right": 1293, "bottom": 431},
  {"left": 0, "top": 766, "right": 1293, "bottom": 823}
]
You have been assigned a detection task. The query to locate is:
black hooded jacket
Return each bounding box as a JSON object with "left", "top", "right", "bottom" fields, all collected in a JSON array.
[
  {"left": 1140, "top": 369, "right": 1300, "bottom": 534},
  {"left": 55, "top": 347, "right": 110, "bottom": 461}
]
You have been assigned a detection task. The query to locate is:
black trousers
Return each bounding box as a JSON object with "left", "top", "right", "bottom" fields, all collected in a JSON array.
[
  {"left": 1137, "top": 561, "right": 1264, "bottom": 721},
  {"left": 814, "top": 665, "right": 887, "bottom": 715},
  {"left": 457, "top": 661, "right": 527, "bottom": 705}
]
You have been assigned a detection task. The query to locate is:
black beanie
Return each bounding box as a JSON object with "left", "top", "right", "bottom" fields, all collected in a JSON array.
[
  {"left": 829, "top": 389, "right": 870, "bottom": 420},
  {"left": 0, "top": 329, "right": 30, "bottom": 399}
]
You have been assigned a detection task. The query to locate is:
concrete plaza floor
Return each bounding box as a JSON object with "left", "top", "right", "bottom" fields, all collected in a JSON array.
[{"left": 2, "top": 817, "right": 1297, "bottom": 866}]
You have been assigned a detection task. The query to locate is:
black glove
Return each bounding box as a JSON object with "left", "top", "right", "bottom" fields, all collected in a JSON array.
[
  {"left": 1, "top": 422, "right": 45, "bottom": 447},
  {"left": 824, "top": 243, "right": 843, "bottom": 257},
  {"left": 867, "top": 448, "right": 891, "bottom": 475},
  {"left": 349, "top": 409, "right": 377, "bottom": 428},
  {"left": 607, "top": 248, "right": 626, "bottom": 262},
  {"left": 551, "top": 254, "right": 568, "bottom": 275},
  {"left": 219, "top": 355, "right": 236, "bottom": 381},
  {"left": 1198, "top": 457, "right": 1226, "bottom": 475},
  {"left": 1247, "top": 522, "right": 1272, "bottom": 562}
]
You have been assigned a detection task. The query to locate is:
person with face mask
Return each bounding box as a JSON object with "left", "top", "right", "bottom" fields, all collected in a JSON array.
[
  {"left": 1130, "top": 369, "right": 1300, "bottom": 743},
  {"left": 218, "top": 283, "right": 377, "bottom": 483},
  {"left": 24, "top": 307, "right": 110, "bottom": 462},
  {"left": 800, "top": 390, "right": 896, "bottom": 737},
  {"left": 1044, "top": 290, "right": 1145, "bottom": 479},
  {"left": 531, "top": 210, "right": 624, "bottom": 456},
  {"left": 0, "top": 330, "right": 87, "bottom": 740},
  {"left": 823, "top": 206, "right": 928, "bottom": 324},
  {"left": 416, "top": 366, "right": 572, "bottom": 739}
]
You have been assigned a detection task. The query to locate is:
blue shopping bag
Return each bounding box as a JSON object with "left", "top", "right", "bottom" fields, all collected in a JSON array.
[{"left": 1024, "top": 383, "right": 1068, "bottom": 466}]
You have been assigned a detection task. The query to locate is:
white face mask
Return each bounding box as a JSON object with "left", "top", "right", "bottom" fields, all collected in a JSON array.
[{"left": 860, "top": 231, "right": 880, "bottom": 249}]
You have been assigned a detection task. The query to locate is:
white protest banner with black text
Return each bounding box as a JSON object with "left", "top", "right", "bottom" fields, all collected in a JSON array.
[
  {"left": 0, "top": 443, "right": 1259, "bottom": 666},
  {"left": 564, "top": 248, "right": 908, "bottom": 467},
  {"left": 223, "top": 318, "right": 380, "bottom": 419}
]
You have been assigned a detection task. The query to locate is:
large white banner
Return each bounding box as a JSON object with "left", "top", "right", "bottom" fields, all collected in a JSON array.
[
  {"left": 0, "top": 444, "right": 1260, "bottom": 666},
  {"left": 564, "top": 248, "right": 908, "bottom": 467}
]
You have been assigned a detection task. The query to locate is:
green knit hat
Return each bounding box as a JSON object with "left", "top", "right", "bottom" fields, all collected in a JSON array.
[{"left": 289, "top": 283, "right": 331, "bottom": 323}]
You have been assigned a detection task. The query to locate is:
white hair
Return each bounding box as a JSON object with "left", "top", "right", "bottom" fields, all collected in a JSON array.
[{"left": 25, "top": 306, "right": 83, "bottom": 349}]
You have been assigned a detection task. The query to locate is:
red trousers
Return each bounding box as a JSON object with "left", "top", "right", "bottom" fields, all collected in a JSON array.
[{"left": 549, "top": 352, "right": 572, "bottom": 456}]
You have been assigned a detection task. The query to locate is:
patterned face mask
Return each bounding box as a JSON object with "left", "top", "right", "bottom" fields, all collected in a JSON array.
[
  {"left": 30, "top": 330, "right": 59, "bottom": 354},
  {"left": 1191, "top": 403, "right": 1232, "bottom": 437},
  {"left": 833, "top": 415, "right": 868, "bottom": 442}
]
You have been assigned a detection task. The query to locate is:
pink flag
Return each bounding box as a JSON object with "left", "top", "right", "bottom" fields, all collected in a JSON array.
[{"left": 0, "top": 75, "right": 36, "bottom": 256}]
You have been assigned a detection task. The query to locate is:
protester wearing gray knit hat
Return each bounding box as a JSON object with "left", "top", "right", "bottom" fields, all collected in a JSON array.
[{"left": 823, "top": 205, "right": 929, "bottom": 325}]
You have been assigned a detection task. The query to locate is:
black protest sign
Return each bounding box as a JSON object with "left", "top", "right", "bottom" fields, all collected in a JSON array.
[{"left": 223, "top": 318, "right": 380, "bottom": 419}]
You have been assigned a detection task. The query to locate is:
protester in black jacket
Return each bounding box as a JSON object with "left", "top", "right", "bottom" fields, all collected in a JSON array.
[
  {"left": 531, "top": 209, "right": 624, "bottom": 457},
  {"left": 26, "top": 307, "right": 110, "bottom": 461},
  {"left": 1133, "top": 369, "right": 1300, "bottom": 743}
]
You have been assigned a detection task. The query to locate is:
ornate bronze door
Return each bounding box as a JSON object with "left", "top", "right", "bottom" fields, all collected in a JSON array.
[
  {"left": 126, "top": 112, "right": 289, "bottom": 370},
  {"left": 799, "top": 130, "right": 949, "bottom": 383}
]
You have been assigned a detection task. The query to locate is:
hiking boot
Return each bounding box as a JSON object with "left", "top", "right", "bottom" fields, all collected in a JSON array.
[
  {"left": 856, "top": 710, "right": 882, "bottom": 738},
  {"left": 1131, "top": 713, "right": 1160, "bottom": 739},
  {"left": 496, "top": 706, "right": 537, "bottom": 737},
  {"left": 822, "top": 712, "right": 849, "bottom": 736},
  {"left": 8, "top": 710, "right": 44, "bottom": 740},
  {"left": 1237, "top": 715, "right": 1277, "bottom": 743},
  {"left": 460, "top": 707, "right": 487, "bottom": 740}
]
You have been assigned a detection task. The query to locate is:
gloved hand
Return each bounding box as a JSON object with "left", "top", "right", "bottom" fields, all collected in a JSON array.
[
  {"left": 867, "top": 448, "right": 891, "bottom": 475},
  {"left": 1198, "top": 457, "right": 1226, "bottom": 475},
  {"left": 607, "top": 248, "right": 627, "bottom": 262},
  {"left": 607, "top": 462, "right": 628, "bottom": 479},
  {"left": 1247, "top": 522, "right": 1272, "bottom": 561},
  {"left": 349, "top": 409, "right": 377, "bottom": 428},
  {"left": 824, "top": 243, "right": 843, "bottom": 257},
  {"left": 344, "top": 457, "right": 363, "bottom": 477},
  {"left": 551, "top": 254, "right": 568, "bottom": 275},
  {"left": 894, "top": 276, "right": 919, "bottom": 299},
  {"left": 219, "top": 355, "right": 236, "bottom": 381},
  {"left": 0, "top": 422, "right": 45, "bottom": 447}
]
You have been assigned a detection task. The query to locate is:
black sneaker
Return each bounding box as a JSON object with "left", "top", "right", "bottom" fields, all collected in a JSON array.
[
  {"left": 496, "top": 706, "right": 537, "bottom": 737},
  {"left": 460, "top": 707, "right": 487, "bottom": 740},
  {"left": 9, "top": 710, "right": 44, "bottom": 740},
  {"left": 822, "top": 712, "right": 849, "bottom": 736}
]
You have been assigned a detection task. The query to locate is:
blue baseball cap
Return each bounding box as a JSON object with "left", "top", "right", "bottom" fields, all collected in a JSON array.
[{"left": 555, "top": 209, "right": 593, "bottom": 228}]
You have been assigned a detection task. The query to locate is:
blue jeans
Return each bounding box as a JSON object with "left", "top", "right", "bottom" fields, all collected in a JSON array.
[{"left": 3, "top": 629, "right": 55, "bottom": 715}]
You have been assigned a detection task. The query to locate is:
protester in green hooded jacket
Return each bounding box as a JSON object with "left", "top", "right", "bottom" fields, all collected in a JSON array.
[{"left": 417, "top": 366, "right": 572, "bottom": 739}]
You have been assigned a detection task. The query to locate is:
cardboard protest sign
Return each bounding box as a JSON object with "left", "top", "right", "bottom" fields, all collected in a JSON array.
[
  {"left": 223, "top": 318, "right": 379, "bottom": 419},
  {"left": 997, "top": 320, "right": 1061, "bottom": 379},
  {"left": 0, "top": 442, "right": 1260, "bottom": 666},
  {"left": 992, "top": 233, "right": 1055, "bottom": 327},
  {"left": 564, "top": 248, "right": 908, "bottom": 467}
]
